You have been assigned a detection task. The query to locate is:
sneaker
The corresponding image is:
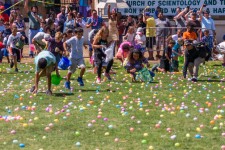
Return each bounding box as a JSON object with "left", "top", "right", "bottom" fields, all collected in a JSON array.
[
  {"left": 96, "top": 77, "right": 101, "bottom": 84},
  {"left": 30, "top": 86, "right": 35, "bottom": 93},
  {"left": 64, "top": 81, "right": 71, "bottom": 89},
  {"left": 77, "top": 77, "right": 84, "bottom": 86},
  {"left": 29, "top": 54, "right": 34, "bottom": 58},
  {"left": 191, "top": 77, "right": 197, "bottom": 82},
  {"left": 10, "top": 61, "right": 14, "bottom": 68},
  {"left": 46, "top": 90, "right": 52, "bottom": 95},
  {"left": 104, "top": 73, "right": 112, "bottom": 81},
  {"left": 15, "top": 68, "right": 18, "bottom": 72}
]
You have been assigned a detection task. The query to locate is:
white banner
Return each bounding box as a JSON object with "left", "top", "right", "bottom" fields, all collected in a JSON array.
[{"left": 119, "top": 0, "right": 225, "bottom": 16}]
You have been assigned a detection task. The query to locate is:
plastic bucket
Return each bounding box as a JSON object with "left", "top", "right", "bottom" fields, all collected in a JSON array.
[
  {"left": 178, "top": 56, "right": 184, "bottom": 64},
  {"left": 58, "top": 57, "right": 71, "bottom": 70},
  {"left": 51, "top": 74, "right": 62, "bottom": 85}
]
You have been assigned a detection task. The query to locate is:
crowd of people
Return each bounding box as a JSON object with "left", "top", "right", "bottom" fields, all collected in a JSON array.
[{"left": 0, "top": 0, "right": 225, "bottom": 95}]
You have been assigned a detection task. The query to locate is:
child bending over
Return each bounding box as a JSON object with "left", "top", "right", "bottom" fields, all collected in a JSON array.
[{"left": 125, "top": 49, "right": 150, "bottom": 82}]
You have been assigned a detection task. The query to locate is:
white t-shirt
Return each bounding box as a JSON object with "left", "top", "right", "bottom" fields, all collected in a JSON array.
[
  {"left": 7, "top": 32, "right": 22, "bottom": 49},
  {"left": 33, "top": 32, "right": 50, "bottom": 45},
  {"left": 66, "top": 36, "right": 84, "bottom": 59},
  {"left": 216, "top": 41, "right": 225, "bottom": 54},
  {"left": 126, "top": 33, "right": 135, "bottom": 43},
  {"left": 135, "top": 34, "right": 146, "bottom": 47}
]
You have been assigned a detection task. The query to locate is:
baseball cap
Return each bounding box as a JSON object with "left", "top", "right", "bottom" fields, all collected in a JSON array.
[{"left": 184, "top": 40, "right": 192, "bottom": 46}]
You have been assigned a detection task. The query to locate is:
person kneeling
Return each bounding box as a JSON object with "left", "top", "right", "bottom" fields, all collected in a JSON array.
[
  {"left": 30, "top": 51, "right": 57, "bottom": 95},
  {"left": 124, "top": 49, "right": 151, "bottom": 82}
]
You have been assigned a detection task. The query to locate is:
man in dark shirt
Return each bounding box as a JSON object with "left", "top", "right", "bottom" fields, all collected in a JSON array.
[
  {"left": 183, "top": 40, "right": 206, "bottom": 82},
  {"left": 183, "top": 40, "right": 198, "bottom": 79}
]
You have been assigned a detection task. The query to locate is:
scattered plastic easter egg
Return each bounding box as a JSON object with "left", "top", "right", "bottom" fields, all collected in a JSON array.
[
  {"left": 141, "top": 139, "right": 147, "bottom": 144},
  {"left": 75, "top": 142, "right": 81, "bottom": 147},
  {"left": 19, "top": 143, "right": 25, "bottom": 148}
]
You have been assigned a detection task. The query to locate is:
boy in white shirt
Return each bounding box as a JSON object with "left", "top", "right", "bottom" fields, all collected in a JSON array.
[
  {"left": 7, "top": 26, "right": 25, "bottom": 72},
  {"left": 63, "top": 28, "right": 86, "bottom": 89}
]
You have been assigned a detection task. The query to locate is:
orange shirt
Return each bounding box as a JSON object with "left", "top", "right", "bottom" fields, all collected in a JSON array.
[{"left": 183, "top": 31, "right": 197, "bottom": 40}]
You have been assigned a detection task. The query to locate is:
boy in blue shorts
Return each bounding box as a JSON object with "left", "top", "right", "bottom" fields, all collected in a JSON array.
[{"left": 63, "top": 28, "right": 86, "bottom": 89}]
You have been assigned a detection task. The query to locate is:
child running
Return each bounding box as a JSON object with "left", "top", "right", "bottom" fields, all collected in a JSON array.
[
  {"left": 7, "top": 26, "right": 25, "bottom": 72},
  {"left": 63, "top": 28, "right": 86, "bottom": 89},
  {"left": 92, "top": 26, "right": 113, "bottom": 83}
]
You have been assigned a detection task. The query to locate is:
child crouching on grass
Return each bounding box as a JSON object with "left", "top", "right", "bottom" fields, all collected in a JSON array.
[
  {"left": 125, "top": 49, "right": 153, "bottom": 82},
  {"left": 63, "top": 28, "right": 86, "bottom": 90},
  {"left": 30, "top": 50, "right": 57, "bottom": 95},
  {"left": 116, "top": 41, "right": 131, "bottom": 64}
]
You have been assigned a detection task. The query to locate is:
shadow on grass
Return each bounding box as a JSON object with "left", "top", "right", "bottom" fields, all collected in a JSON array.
[
  {"left": 53, "top": 92, "right": 75, "bottom": 97},
  {"left": 212, "top": 64, "right": 222, "bottom": 67},
  {"left": 74, "top": 89, "right": 116, "bottom": 93},
  {"left": 198, "top": 79, "right": 224, "bottom": 82},
  {"left": 118, "top": 81, "right": 159, "bottom": 84}
]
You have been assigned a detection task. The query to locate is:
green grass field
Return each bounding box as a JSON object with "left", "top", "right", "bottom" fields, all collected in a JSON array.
[{"left": 0, "top": 61, "right": 225, "bottom": 150}]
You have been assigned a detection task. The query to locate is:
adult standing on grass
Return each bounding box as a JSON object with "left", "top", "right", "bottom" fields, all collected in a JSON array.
[
  {"left": 24, "top": 0, "right": 42, "bottom": 58},
  {"left": 143, "top": 10, "right": 156, "bottom": 60},
  {"left": 185, "top": 6, "right": 203, "bottom": 37},
  {"left": 155, "top": 12, "right": 171, "bottom": 57},
  {"left": 107, "top": 4, "right": 119, "bottom": 45},
  {"left": 30, "top": 50, "right": 57, "bottom": 95},
  {"left": 57, "top": 6, "right": 67, "bottom": 33},
  {"left": 86, "top": 9, "right": 104, "bottom": 64},
  {"left": 200, "top": 9, "right": 216, "bottom": 39}
]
